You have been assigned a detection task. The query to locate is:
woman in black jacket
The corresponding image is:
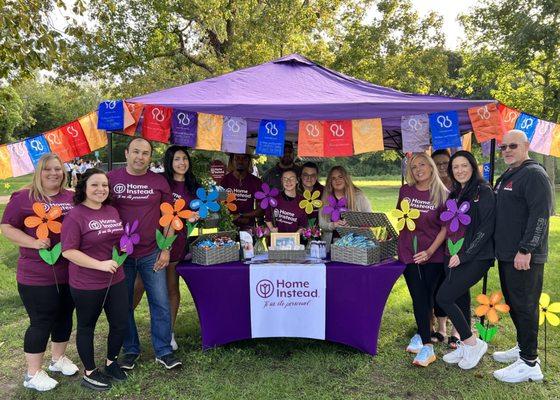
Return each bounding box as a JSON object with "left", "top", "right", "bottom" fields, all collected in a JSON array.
[{"left": 436, "top": 150, "right": 495, "bottom": 370}]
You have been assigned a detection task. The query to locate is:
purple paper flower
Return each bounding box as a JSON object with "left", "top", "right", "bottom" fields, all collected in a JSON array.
[
  {"left": 323, "top": 195, "right": 348, "bottom": 222},
  {"left": 440, "top": 199, "right": 471, "bottom": 233},
  {"left": 120, "top": 220, "right": 140, "bottom": 255},
  {"left": 255, "top": 183, "right": 279, "bottom": 210}
]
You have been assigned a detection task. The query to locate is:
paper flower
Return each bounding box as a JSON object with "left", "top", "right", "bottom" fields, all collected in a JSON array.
[
  {"left": 120, "top": 220, "right": 140, "bottom": 255},
  {"left": 539, "top": 293, "right": 560, "bottom": 326},
  {"left": 223, "top": 192, "right": 237, "bottom": 212},
  {"left": 24, "top": 203, "right": 62, "bottom": 239},
  {"left": 190, "top": 187, "right": 220, "bottom": 218},
  {"left": 254, "top": 225, "right": 270, "bottom": 238},
  {"left": 255, "top": 183, "right": 279, "bottom": 210},
  {"left": 392, "top": 199, "right": 420, "bottom": 232},
  {"left": 475, "top": 291, "right": 510, "bottom": 324},
  {"left": 159, "top": 199, "right": 196, "bottom": 231},
  {"left": 323, "top": 195, "right": 348, "bottom": 222},
  {"left": 440, "top": 199, "right": 471, "bottom": 233},
  {"left": 299, "top": 190, "right": 323, "bottom": 214},
  {"left": 302, "top": 226, "right": 321, "bottom": 239},
  {"left": 4, "top": 183, "right": 10, "bottom": 190}
]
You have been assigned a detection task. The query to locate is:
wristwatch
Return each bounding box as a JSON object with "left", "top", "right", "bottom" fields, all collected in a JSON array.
[{"left": 519, "top": 247, "right": 530, "bottom": 255}]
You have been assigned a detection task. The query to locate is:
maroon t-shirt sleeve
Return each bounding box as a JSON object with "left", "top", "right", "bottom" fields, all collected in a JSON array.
[
  {"left": 61, "top": 213, "right": 82, "bottom": 251},
  {"left": 1, "top": 191, "right": 25, "bottom": 228}
]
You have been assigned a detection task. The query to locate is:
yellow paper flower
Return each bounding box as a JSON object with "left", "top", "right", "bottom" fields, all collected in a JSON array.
[
  {"left": 539, "top": 293, "right": 560, "bottom": 326},
  {"left": 392, "top": 199, "right": 420, "bottom": 232},
  {"left": 299, "top": 190, "right": 323, "bottom": 214}
]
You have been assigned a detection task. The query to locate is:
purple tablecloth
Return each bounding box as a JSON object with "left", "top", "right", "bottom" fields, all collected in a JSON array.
[{"left": 176, "top": 259, "right": 405, "bottom": 355}]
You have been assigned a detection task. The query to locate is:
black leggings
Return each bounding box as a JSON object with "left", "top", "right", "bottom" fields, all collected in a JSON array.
[
  {"left": 71, "top": 280, "right": 129, "bottom": 371},
  {"left": 403, "top": 263, "right": 443, "bottom": 344},
  {"left": 436, "top": 259, "right": 492, "bottom": 340},
  {"left": 18, "top": 283, "right": 74, "bottom": 354}
]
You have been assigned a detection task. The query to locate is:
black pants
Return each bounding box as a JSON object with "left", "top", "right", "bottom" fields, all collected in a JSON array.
[
  {"left": 436, "top": 259, "right": 492, "bottom": 340},
  {"left": 433, "top": 272, "right": 447, "bottom": 318},
  {"left": 71, "top": 280, "right": 129, "bottom": 371},
  {"left": 17, "top": 283, "right": 74, "bottom": 354},
  {"left": 403, "top": 263, "right": 443, "bottom": 344},
  {"left": 498, "top": 260, "right": 544, "bottom": 361}
]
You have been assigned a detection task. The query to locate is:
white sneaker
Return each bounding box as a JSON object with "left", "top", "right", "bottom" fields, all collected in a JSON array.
[
  {"left": 458, "top": 338, "right": 487, "bottom": 370},
  {"left": 170, "top": 332, "right": 178, "bottom": 351},
  {"left": 48, "top": 355, "right": 79, "bottom": 376},
  {"left": 493, "top": 358, "right": 543, "bottom": 383},
  {"left": 406, "top": 334, "right": 423, "bottom": 354},
  {"left": 442, "top": 341, "right": 464, "bottom": 364},
  {"left": 23, "top": 370, "right": 58, "bottom": 391},
  {"left": 492, "top": 344, "right": 520, "bottom": 363}
]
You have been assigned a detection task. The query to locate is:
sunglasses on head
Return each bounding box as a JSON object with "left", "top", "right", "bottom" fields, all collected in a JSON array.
[{"left": 498, "top": 143, "right": 519, "bottom": 151}]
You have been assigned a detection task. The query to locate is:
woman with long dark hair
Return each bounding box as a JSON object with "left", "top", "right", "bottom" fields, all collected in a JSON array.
[{"left": 436, "top": 150, "right": 496, "bottom": 369}]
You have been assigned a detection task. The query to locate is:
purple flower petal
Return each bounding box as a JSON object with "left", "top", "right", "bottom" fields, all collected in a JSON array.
[
  {"left": 260, "top": 198, "right": 269, "bottom": 209},
  {"left": 269, "top": 188, "right": 279, "bottom": 197},
  {"left": 269, "top": 198, "right": 278, "bottom": 208},
  {"left": 328, "top": 196, "right": 337, "bottom": 207},
  {"left": 255, "top": 191, "right": 266, "bottom": 200},
  {"left": 440, "top": 210, "right": 455, "bottom": 222},
  {"left": 323, "top": 205, "right": 334, "bottom": 215},
  {"left": 449, "top": 218, "right": 459, "bottom": 233},
  {"left": 120, "top": 236, "right": 129, "bottom": 252},
  {"left": 338, "top": 197, "right": 347, "bottom": 208},
  {"left": 131, "top": 233, "right": 140, "bottom": 244},
  {"left": 458, "top": 201, "right": 470, "bottom": 214},
  {"left": 457, "top": 213, "right": 471, "bottom": 226},
  {"left": 446, "top": 199, "right": 458, "bottom": 212},
  {"left": 261, "top": 183, "right": 271, "bottom": 195},
  {"left": 124, "top": 223, "right": 130, "bottom": 236},
  {"left": 331, "top": 209, "right": 341, "bottom": 222},
  {"left": 130, "top": 220, "right": 139, "bottom": 234}
]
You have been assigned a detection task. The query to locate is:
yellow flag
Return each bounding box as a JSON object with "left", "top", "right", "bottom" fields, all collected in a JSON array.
[
  {"left": 78, "top": 112, "right": 108, "bottom": 151},
  {"left": 0, "top": 145, "right": 14, "bottom": 179},
  {"left": 550, "top": 124, "right": 560, "bottom": 157},
  {"left": 196, "top": 113, "right": 224, "bottom": 151},
  {"left": 352, "top": 118, "right": 384, "bottom": 154}
]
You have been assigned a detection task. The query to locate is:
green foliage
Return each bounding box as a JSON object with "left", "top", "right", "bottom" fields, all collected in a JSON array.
[{"left": 0, "top": 86, "right": 24, "bottom": 143}]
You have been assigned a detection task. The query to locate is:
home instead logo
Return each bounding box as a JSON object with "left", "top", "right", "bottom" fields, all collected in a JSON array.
[{"left": 255, "top": 279, "right": 319, "bottom": 299}]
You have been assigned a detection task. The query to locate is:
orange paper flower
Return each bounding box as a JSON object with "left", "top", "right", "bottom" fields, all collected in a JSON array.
[
  {"left": 475, "top": 291, "right": 510, "bottom": 324},
  {"left": 223, "top": 192, "right": 237, "bottom": 212},
  {"left": 24, "top": 202, "right": 62, "bottom": 239},
  {"left": 159, "top": 199, "right": 196, "bottom": 231}
]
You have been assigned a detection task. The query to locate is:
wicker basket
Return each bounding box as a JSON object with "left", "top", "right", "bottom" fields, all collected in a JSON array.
[
  {"left": 192, "top": 231, "right": 240, "bottom": 266},
  {"left": 268, "top": 249, "right": 308, "bottom": 262},
  {"left": 331, "top": 242, "right": 381, "bottom": 266}
]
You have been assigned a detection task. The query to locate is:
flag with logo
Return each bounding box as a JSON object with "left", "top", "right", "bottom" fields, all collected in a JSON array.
[
  {"left": 401, "top": 114, "right": 430, "bottom": 153},
  {"left": 78, "top": 112, "right": 108, "bottom": 151},
  {"left": 44, "top": 129, "right": 75, "bottom": 162},
  {"left": 142, "top": 105, "right": 172, "bottom": 143},
  {"left": 7, "top": 142, "right": 34, "bottom": 177},
  {"left": 0, "top": 146, "right": 13, "bottom": 179},
  {"left": 124, "top": 102, "right": 144, "bottom": 136},
  {"left": 221, "top": 116, "right": 247, "bottom": 154},
  {"left": 298, "top": 121, "right": 324, "bottom": 157},
  {"left": 25, "top": 135, "right": 51, "bottom": 166},
  {"left": 530, "top": 120, "right": 556, "bottom": 156},
  {"left": 468, "top": 103, "right": 505, "bottom": 143},
  {"left": 482, "top": 162, "right": 491, "bottom": 182},
  {"left": 196, "top": 113, "right": 224, "bottom": 151},
  {"left": 497, "top": 104, "right": 521, "bottom": 132},
  {"left": 256, "top": 119, "right": 286, "bottom": 156},
  {"left": 352, "top": 118, "right": 384, "bottom": 154},
  {"left": 549, "top": 124, "right": 560, "bottom": 158},
  {"left": 171, "top": 109, "right": 198, "bottom": 147},
  {"left": 323, "top": 120, "right": 353, "bottom": 157},
  {"left": 429, "top": 111, "right": 461, "bottom": 150},
  {"left": 514, "top": 113, "right": 538, "bottom": 142},
  {"left": 61, "top": 120, "right": 91, "bottom": 157},
  {"left": 97, "top": 100, "right": 125, "bottom": 131}
]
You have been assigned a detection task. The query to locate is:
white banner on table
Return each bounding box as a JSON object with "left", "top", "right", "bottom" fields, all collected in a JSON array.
[{"left": 250, "top": 263, "right": 326, "bottom": 340}]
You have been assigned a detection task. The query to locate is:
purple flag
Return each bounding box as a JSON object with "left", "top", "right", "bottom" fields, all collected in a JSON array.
[
  {"left": 401, "top": 114, "right": 430, "bottom": 153},
  {"left": 171, "top": 109, "right": 198, "bottom": 147},
  {"left": 481, "top": 140, "right": 492, "bottom": 157},
  {"left": 221, "top": 116, "right": 247, "bottom": 154}
]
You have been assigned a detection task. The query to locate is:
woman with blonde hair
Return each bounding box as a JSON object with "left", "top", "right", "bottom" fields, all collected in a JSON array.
[
  {"left": 397, "top": 152, "right": 448, "bottom": 367},
  {"left": 0, "top": 154, "right": 79, "bottom": 391},
  {"left": 319, "top": 166, "right": 372, "bottom": 249}
]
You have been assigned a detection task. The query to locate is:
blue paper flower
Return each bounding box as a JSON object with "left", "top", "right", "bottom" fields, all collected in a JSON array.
[{"left": 189, "top": 187, "right": 220, "bottom": 218}]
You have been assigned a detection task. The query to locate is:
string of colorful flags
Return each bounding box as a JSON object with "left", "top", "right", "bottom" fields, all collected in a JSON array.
[{"left": 1, "top": 99, "right": 559, "bottom": 180}]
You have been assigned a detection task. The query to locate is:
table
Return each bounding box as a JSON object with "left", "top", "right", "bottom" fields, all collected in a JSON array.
[{"left": 176, "top": 259, "right": 405, "bottom": 355}]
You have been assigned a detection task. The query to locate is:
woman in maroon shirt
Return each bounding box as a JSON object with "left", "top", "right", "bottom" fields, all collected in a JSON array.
[{"left": 265, "top": 168, "right": 308, "bottom": 234}]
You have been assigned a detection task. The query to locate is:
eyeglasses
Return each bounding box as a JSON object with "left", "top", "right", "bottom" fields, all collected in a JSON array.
[
  {"left": 282, "top": 177, "right": 297, "bottom": 182},
  {"left": 498, "top": 143, "right": 519, "bottom": 151},
  {"left": 301, "top": 173, "right": 317, "bottom": 179}
]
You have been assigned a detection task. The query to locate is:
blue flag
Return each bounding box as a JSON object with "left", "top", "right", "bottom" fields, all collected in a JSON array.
[
  {"left": 514, "top": 113, "right": 538, "bottom": 142},
  {"left": 482, "top": 162, "right": 491, "bottom": 182},
  {"left": 97, "top": 100, "right": 124, "bottom": 130},
  {"left": 429, "top": 111, "right": 461, "bottom": 150},
  {"left": 256, "top": 120, "right": 286, "bottom": 156},
  {"left": 25, "top": 135, "right": 51, "bottom": 166}
]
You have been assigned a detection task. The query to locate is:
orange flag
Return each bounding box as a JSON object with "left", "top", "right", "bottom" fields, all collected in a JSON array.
[
  {"left": 549, "top": 124, "right": 560, "bottom": 158},
  {"left": 352, "top": 118, "right": 384, "bottom": 154},
  {"left": 60, "top": 120, "right": 91, "bottom": 157},
  {"left": 461, "top": 132, "right": 472, "bottom": 152},
  {"left": 196, "top": 113, "right": 223, "bottom": 151},
  {"left": 124, "top": 102, "right": 143, "bottom": 135},
  {"left": 44, "top": 129, "right": 76, "bottom": 162},
  {"left": 78, "top": 112, "right": 108, "bottom": 151},
  {"left": 468, "top": 103, "right": 506, "bottom": 143},
  {"left": 498, "top": 104, "right": 521, "bottom": 132},
  {"left": 298, "top": 121, "right": 324, "bottom": 157},
  {"left": 0, "top": 145, "right": 13, "bottom": 179}
]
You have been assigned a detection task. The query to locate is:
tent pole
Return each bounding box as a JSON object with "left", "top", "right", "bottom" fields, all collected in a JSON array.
[{"left": 108, "top": 131, "right": 113, "bottom": 171}]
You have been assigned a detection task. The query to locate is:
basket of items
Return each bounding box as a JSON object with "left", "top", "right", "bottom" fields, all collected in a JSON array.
[
  {"left": 267, "top": 232, "right": 308, "bottom": 262},
  {"left": 192, "top": 231, "right": 240, "bottom": 266},
  {"left": 331, "top": 211, "right": 398, "bottom": 266}
]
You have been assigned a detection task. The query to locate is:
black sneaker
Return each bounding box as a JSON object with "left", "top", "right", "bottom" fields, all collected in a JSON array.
[
  {"left": 81, "top": 369, "right": 112, "bottom": 391},
  {"left": 120, "top": 353, "right": 140, "bottom": 370},
  {"left": 155, "top": 353, "right": 182, "bottom": 370},
  {"left": 104, "top": 362, "right": 128, "bottom": 382}
]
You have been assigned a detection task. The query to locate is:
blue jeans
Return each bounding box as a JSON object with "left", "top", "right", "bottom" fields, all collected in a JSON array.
[{"left": 122, "top": 250, "right": 172, "bottom": 358}]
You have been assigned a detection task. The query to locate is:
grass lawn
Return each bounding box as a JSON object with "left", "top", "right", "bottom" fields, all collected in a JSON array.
[{"left": 0, "top": 181, "right": 559, "bottom": 399}]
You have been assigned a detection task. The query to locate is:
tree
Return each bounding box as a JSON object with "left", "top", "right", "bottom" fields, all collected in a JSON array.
[{"left": 0, "top": 86, "right": 24, "bottom": 143}]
